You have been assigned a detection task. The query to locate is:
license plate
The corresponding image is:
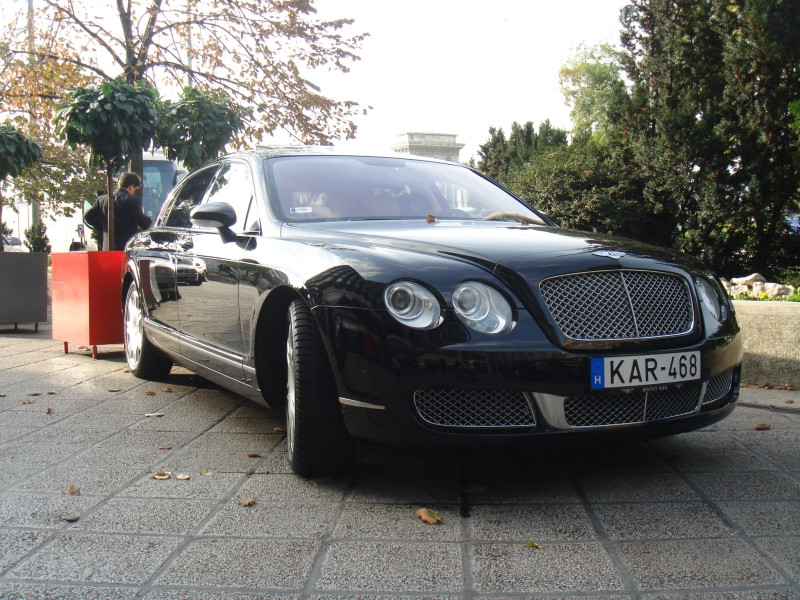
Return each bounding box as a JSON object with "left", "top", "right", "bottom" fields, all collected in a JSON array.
[{"left": 590, "top": 351, "right": 701, "bottom": 389}]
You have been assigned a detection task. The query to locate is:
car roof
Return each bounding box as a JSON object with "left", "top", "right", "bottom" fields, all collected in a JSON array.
[{"left": 241, "top": 146, "right": 463, "bottom": 166}]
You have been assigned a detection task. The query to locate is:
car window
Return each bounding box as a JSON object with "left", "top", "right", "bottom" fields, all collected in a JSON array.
[
  {"left": 266, "top": 155, "right": 548, "bottom": 224},
  {"left": 200, "top": 161, "right": 257, "bottom": 234},
  {"left": 164, "top": 165, "right": 218, "bottom": 228}
]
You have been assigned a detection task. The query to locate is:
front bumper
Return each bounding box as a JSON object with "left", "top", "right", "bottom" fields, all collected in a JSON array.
[{"left": 315, "top": 306, "right": 743, "bottom": 448}]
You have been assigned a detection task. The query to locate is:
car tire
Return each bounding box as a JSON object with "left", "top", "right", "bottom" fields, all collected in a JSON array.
[
  {"left": 286, "top": 299, "right": 353, "bottom": 477},
  {"left": 124, "top": 284, "right": 173, "bottom": 379}
]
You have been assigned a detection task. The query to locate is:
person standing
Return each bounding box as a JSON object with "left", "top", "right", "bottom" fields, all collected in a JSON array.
[{"left": 85, "top": 172, "right": 152, "bottom": 251}]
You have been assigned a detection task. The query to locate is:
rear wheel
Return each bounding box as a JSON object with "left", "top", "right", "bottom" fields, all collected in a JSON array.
[
  {"left": 286, "top": 299, "right": 353, "bottom": 477},
  {"left": 124, "top": 284, "right": 173, "bottom": 379}
]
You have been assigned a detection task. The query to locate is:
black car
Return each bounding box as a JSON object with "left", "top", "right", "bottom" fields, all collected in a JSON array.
[{"left": 122, "top": 148, "right": 743, "bottom": 476}]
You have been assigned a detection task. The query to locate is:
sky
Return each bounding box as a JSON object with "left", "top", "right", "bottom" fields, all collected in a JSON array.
[{"left": 303, "top": 0, "right": 630, "bottom": 162}]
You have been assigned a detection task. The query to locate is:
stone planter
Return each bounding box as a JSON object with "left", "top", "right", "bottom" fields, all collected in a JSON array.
[
  {"left": 0, "top": 252, "right": 48, "bottom": 330},
  {"left": 733, "top": 300, "right": 800, "bottom": 388}
]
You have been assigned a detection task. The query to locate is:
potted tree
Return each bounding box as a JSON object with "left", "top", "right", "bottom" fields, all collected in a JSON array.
[
  {"left": 0, "top": 123, "right": 46, "bottom": 331},
  {"left": 50, "top": 80, "right": 159, "bottom": 357}
]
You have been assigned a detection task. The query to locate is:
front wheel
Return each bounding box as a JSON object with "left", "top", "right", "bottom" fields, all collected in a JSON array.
[
  {"left": 124, "top": 284, "right": 173, "bottom": 379},
  {"left": 286, "top": 299, "right": 353, "bottom": 477}
]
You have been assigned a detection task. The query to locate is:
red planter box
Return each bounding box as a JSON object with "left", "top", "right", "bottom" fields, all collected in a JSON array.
[{"left": 51, "top": 251, "right": 126, "bottom": 358}]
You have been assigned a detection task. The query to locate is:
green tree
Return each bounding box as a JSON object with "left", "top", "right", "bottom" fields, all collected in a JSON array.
[
  {"left": 24, "top": 221, "right": 51, "bottom": 253},
  {"left": 0, "top": 123, "right": 43, "bottom": 251},
  {"left": 559, "top": 43, "right": 629, "bottom": 144},
  {"left": 477, "top": 120, "right": 568, "bottom": 186},
  {"left": 55, "top": 80, "right": 160, "bottom": 250},
  {"left": 617, "top": 0, "right": 800, "bottom": 275},
  {"left": 155, "top": 87, "right": 247, "bottom": 172}
]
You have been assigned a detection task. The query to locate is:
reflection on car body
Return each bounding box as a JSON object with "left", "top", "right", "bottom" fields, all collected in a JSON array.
[{"left": 121, "top": 148, "right": 743, "bottom": 477}]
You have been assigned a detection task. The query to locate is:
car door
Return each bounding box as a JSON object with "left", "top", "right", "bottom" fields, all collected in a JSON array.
[
  {"left": 132, "top": 167, "right": 216, "bottom": 355},
  {"left": 176, "top": 159, "right": 256, "bottom": 383}
]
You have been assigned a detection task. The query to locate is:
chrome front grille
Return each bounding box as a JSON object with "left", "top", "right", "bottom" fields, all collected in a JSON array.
[
  {"left": 564, "top": 384, "right": 702, "bottom": 427},
  {"left": 702, "top": 369, "right": 735, "bottom": 407},
  {"left": 414, "top": 389, "right": 536, "bottom": 429},
  {"left": 539, "top": 270, "right": 693, "bottom": 340}
]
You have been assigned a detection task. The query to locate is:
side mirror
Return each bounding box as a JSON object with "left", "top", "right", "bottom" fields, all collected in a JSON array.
[{"left": 190, "top": 202, "right": 238, "bottom": 242}]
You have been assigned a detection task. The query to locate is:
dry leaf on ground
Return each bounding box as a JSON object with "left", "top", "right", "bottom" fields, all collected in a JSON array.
[
  {"left": 145, "top": 412, "right": 164, "bottom": 418},
  {"left": 526, "top": 541, "right": 543, "bottom": 549},
  {"left": 416, "top": 508, "right": 443, "bottom": 524},
  {"left": 108, "top": 388, "right": 121, "bottom": 392},
  {"left": 246, "top": 452, "right": 262, "bottom": 458},
  {"left": 62, "top": 514, "right": 80, "bottom": 522},
  {"left": 238, "top": 498, "right": 257, "bottom": 507},
  {"left": 29, "top": 392, "right": 41, "bottom": 397},
  {"left": 47, "top": 391, "right": 57, "bottom": 395},
  {"left": 144, "top": 390, "right": 156, "bottom": 396},
  {"left": 176, "top": 474, "right": 191, "bottom": 481},
  {"left": 150, "top": 471, "right": 172, "bottom": 480},
  {"left": 162, "top": 388, "right": 173, "bottom": 393},
  {"left": 22, "top": 400, "right": 35, "bottom": 405},
  {"left": 158, "top": 445, "right": 172, "bottom": 450},
  {"left": 63, "top": 484, "right": 81, "bottom": 495},
  {"left": 755, "top": 423, "right": 772, "bottom": 431},
  {"left": 45, "top": 407, "right": 53, "bottom": 414}
]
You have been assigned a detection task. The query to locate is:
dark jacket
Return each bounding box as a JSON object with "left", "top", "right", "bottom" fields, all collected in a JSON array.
[{"left": 85, "top": 188, "right": 152, "bottom": 251}]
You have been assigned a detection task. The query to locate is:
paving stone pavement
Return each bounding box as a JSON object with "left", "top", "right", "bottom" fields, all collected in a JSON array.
[{"left": 0, "top": 319, "right": 798, "bottom": 599}]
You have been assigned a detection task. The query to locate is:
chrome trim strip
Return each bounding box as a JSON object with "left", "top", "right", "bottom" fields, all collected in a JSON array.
[{"left": 339, "top": 397, "right": 385, "bottom": 410}]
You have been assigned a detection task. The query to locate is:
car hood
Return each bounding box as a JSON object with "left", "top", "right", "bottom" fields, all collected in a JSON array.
[{"left": 283, "top": 220, "right": 701, "bottom": 275}]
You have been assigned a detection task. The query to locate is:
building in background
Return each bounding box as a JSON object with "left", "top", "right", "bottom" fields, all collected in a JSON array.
[{"left": 391, "top": 132, "right": 464, "bottom": 162}]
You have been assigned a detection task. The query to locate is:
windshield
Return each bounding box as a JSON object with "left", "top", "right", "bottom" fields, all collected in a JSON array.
[{"left": 266, "top": 156, "right": 548, "bottom": 225}]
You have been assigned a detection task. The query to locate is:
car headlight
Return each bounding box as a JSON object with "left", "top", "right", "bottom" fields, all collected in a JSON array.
[
  {"left": 384, "top": 281, "right": 442, "bottom": 329},
  {"left": 695, "top": 276, "right": 726, "bottom": 322},
  {"left": 452, "top": 281, "right": 513, "bottom": 334}
]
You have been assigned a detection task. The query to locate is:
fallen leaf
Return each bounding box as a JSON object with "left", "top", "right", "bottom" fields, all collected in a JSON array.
[
  {"left": 150, "top": 471, "right": 172, "bottom": 480},
  {"left": 162, "top": 387, "right": 173, "bottom": 393},
  {"left": 786, "top": 399, "right": 795, "bottom": 404},
  {"left": 176, "top": 474, "right": 191, "bottom": 481},
  {"left": 756, "top": 382, "right": 772, "bottom": 389},
  {"left": 238, "top": 498, "right": 257, "bottom": 507},
  {"left": 46, "top": 407, "right": 53, "bottom": 414},
  {"left": 199, "top": 468, "right": 211, "bottom": 475},
  {"left": 144, "top": 390, "right": 156, "bottom": 396},
  {"left": 29, "top": 392, "right": 41, "bottom": 397},
  {"left": 108, "top": 388, "right": 121, "bottom": 392},
  {"left": 63, "top": 484, "right": 81, "bottom": 495},
  {"left": 47, "top": 391, "right": 57, "bottom": 395},
  {"left": 144, "top": 412, "right": 164, "bottom": 418},
  {"left": 0, "top": 394, "right": 6, "bottom": 397},
  {"left": 273, "top": 427, "right": 285, "bottom": 433},
  {"left": 526, "top": 541, "right": 543, "bottom": 549},
  {"left": 22, "top": 400, "right": 35, "bottom": 405},
  {"left": 416, "top": 508, "right": 443, "bottom": 524},
  {"left": 755, "top": 423, "right": 772, "bottom": 431},
  {"left": 426, "top": 214, "right": 437, "bottom": 223},
  {"left": 123, "top": 368, "right": 130, "bottom": 373},
  {"left": 775, "top": 384, "right": 797, "bottom": 391},
  {"left": 62, "top": 514, "right": 80, "bottom": 522},
  {"left": 158, "top": 445, "right": 172, "bottom": 451},
  {"left": 247, "top": 452, "right": 262, "bottom": 458},
  {"left": 77, "top": 346, "right": 89, "bottom": 350}
]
